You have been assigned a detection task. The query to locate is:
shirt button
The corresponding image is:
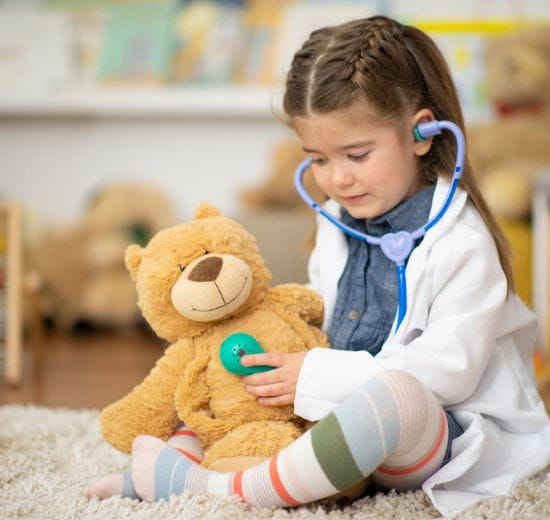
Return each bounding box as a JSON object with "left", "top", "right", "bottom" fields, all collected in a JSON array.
[{"left": 348, "top": 310, "right": 359, "bottom": 320}]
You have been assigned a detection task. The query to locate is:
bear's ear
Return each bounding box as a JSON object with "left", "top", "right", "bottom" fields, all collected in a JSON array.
[
  {"left": 194, "top": 202, "right": 222, "bottom": 220},
  {"left": 125, "top": 244, "right": 144, "bottom": 281}
]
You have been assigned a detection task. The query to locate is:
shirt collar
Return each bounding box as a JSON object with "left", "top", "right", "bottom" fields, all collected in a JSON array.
[{"left": 341, "top": 183, "right": 436, "bottom": 236}]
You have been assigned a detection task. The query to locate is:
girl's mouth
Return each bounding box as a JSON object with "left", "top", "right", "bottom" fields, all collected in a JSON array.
[{"left": 341, "top": 193, "right": 368, "bottom": 203}]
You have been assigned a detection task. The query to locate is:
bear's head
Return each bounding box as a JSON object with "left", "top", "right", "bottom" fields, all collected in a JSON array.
[
  {"left": 125, "top": 203, "right": 272, "bottom": 341},
  {"left": 485, "top": 25, "right": 550, "bottom": 115}
]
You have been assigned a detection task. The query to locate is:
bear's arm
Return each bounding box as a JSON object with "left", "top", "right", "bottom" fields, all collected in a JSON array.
[
  {"left": 100, "top": 338, "right": 192, "bottom": 453},
  {"left": 268, "top": 284, "right": 324, "bottom": 328}
]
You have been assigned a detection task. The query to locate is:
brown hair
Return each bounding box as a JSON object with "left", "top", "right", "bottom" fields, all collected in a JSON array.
[{"left": 283, "top": 15, "right": 514, "bottom": 293}]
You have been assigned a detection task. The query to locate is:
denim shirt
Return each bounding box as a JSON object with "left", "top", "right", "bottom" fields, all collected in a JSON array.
[{"left": 329, "top": 184, "right": 436, "bottom": 353}]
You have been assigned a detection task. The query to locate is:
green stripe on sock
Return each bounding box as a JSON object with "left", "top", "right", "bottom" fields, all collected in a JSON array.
[{"left": 311, "top": 413, "right": 364, "bottom": 491}]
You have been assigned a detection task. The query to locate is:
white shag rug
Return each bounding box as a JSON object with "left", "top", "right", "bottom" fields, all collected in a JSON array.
[{"left": 1, "top": 404, "right": 549, "bottom": 520}]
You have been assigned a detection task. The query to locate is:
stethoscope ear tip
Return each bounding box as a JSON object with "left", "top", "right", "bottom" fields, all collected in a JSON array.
[{"left": 413, "top": 126, "right": 427, "bottom": 142}]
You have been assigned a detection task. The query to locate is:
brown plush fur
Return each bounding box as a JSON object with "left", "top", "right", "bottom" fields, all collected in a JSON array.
[
  {"left": 29, "top": 183, "right": 176, "bottom": 329},
  {"left": 468, "top": 25, "right": 550, "bottom": 220},
  {"left": 99, "top": 203, "right": 328, "bottom": 471},
  {"left": 239, "top": 138, "right": 326, "bottom": 210}
]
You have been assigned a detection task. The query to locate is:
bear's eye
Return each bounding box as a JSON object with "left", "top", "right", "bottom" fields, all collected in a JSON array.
[{"left": 178, "top": 264, "right": 186, "bottom": 272}]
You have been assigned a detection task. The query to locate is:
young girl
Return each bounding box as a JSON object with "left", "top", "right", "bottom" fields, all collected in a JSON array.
[{"left": 88, "top": 15, "right": 550, "bottom": 518}]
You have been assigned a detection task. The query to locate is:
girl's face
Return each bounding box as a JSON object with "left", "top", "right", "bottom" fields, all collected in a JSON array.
[{"left": 295, "top": 100, "right": 432, "bottom": 220}]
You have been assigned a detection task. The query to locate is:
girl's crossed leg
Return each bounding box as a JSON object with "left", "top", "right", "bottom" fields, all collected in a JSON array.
[{"left": 128, "top": 370, "right": 448, "bottom": 506}]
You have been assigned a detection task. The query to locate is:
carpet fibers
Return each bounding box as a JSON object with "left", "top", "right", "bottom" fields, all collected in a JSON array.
[{"left": 1, "top": 404, "right": 549, "bottom": 519}]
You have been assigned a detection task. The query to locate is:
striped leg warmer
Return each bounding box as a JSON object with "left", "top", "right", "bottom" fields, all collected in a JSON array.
[
  {"left": 87, "top": 422, "right": 204, "bottom": 500},
  {"left": 131, "top": 370, "right": 448, "bottom": 505}
]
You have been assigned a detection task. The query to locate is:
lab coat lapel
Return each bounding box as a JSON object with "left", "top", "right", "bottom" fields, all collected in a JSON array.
[{"left": 390, "top": 177, "right": 468, "bottom": 337}]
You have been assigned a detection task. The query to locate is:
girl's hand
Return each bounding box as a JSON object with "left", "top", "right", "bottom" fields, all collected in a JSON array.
[{"left": 241, "top": 351, "right": 307, "bottom": 406}]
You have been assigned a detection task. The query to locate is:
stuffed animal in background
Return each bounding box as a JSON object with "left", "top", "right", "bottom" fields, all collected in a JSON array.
[
  {"left": 468, "top": 115, "right": 550, "bottom": 219},
  {"left": 484, "top": 25, "right": 550, "bottom": 116},
  {"left": 100, "top": 203, "right": 328, "bottom": 472},
  {"left": 29, "top": 182, "right": 177, "bottom": 330},
  {"left": 466, "top": 24, "right": 550, "bottom": 306},
  {"left": 239, "top": 138, "right": 325, "bottom": 210},
  {"left": 236, "top": 138, "right": 326, "bottom": 287},
  {"left": 468, "top": 25, "right": 550, "bottom": 221}
]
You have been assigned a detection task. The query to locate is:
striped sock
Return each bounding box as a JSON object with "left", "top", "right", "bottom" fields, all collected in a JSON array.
[
  {"left": 166, "top": 422, "right": 205, "bottom": 464},
  {"left": 87, "top": 422, "right": 204, "bottom": 500},
  {"left": 131, "top": 370, "right": 448, "bottom": 505}
]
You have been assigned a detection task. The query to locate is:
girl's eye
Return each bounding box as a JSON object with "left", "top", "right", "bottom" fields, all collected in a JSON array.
[
  {"left": 348, "top": 152, "right": 369, "bottom": 161},
  {"left": 311, "top": 157, "right": 326, "bottom": 166}
]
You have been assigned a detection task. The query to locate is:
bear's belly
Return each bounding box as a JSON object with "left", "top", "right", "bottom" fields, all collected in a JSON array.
[{"left": 204, "top": 308, "right": 310, "bottom": 423}]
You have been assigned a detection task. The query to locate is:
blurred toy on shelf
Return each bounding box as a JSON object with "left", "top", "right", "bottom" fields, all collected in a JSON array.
[
  {"left": 468, "top": 25, "right": 550, "bottom": 222},
  {"left": 236, "top": 137, "right": 325, "bottom": 285},
  {"left": 239, "top": 137, "right": 324, "bottom": 211},
  {"left": 28, "top": 182, "right": 177, "bottom": 332},
  {"left": 464, "top": 24, "right": 550, "bottom": 383},
  {"left": 466, "top": 25, "right": 550, "bottom": 307},
  {"left": 485, "top": 24, "right": 550, "bottom": 116}
]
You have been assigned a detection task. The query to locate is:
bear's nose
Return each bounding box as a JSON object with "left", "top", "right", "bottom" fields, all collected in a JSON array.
[{"left": 188, "top": 256, "right": 223, "bottom": 282}]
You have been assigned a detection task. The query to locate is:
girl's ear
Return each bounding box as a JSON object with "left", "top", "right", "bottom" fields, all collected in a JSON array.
[{"left": 411, "top": 108, "right": 435, "bottom": 157}]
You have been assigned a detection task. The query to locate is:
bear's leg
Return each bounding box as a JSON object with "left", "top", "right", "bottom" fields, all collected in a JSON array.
[
  {"left": 87, "top": 422, "right": 203, "bottom": 500},
  {"left": 131, "top": 370, "right": 448, "bottom": 505},
  {"left": 202, "top": 421, "right": 303, "bottom": 471}
]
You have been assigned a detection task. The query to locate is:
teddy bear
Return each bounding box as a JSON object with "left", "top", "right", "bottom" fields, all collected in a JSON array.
[
  {"left": 239, "top": 137, "right": 326, "bottom": 211},
  {"left": 467, "top": 24, "right": 550, "bottom": 221},
  {"left": 235, "top": 138, "right": 326, "bottom": 287},
  {"left": 99, "top": 202, "right": 329, "bottom": 472},
  {"left": 466, "top": 25, "right": 550, "bottom": 306},
  {"left": 28, "top": 182, "right": 177, "bottom": 330}
]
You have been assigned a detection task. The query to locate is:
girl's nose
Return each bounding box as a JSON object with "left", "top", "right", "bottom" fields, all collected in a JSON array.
[{"left": 331, "top": 164, "right": 354, "bottom": 188}]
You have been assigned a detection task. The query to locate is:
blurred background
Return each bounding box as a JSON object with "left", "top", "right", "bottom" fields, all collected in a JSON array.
[{"left": 0, "top": 0, "right": 549, "bottom": 409}]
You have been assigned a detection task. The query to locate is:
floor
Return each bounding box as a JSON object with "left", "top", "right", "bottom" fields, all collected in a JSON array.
[
  {"left": 0, "top": 329, "right": 165, "bottom": 409},
  {"left": 1, "top": 329, "right": 550, "bottom": 414}
]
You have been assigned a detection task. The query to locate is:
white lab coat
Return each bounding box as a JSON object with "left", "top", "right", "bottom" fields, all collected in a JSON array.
[{"left": 294, "top": 177, "right": 550, "bottom": 518}]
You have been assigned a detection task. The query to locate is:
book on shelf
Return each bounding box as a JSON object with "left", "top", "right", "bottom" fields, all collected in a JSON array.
[
  {"left": 171, "top": 0, "right": 246, "bottom": 85},
  {"left": 97, "top": 1, "right": 176, "bottom": 85},
  {"left": 0, "top": 8, "right": 73, "bottom": 95}
]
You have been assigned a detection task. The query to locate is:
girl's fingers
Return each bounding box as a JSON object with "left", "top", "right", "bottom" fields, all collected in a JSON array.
[
  {"left": 243, "top": 366, "right": 285, "bottom": 386},
  {"left": 245, "top": 382, "right": 289, "bottom": 398},
  {"left": 241, "top": 353, "right": 285, "bottom": 368}
]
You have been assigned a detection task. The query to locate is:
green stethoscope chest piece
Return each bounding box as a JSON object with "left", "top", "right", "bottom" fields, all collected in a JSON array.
[{"left": 219, "top": 332, "right": 275, "bottom": 376}]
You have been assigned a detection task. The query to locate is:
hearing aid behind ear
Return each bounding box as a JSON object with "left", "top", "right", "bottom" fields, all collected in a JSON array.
[{"left": 219, "top": 333, "right": 275, "bottom": 376}]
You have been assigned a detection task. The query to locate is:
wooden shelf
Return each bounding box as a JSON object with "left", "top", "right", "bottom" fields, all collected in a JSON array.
[
  {"left": 0, "top": 85, "right": 283, "bottom": 119},
  {"left": 0, "top": 203, "right": 23, "bottom": 385}
]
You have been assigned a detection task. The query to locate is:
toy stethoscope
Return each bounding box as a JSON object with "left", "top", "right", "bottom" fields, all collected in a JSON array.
[{"left": 294, "top": 120, "right": 466, "bottom": 332}]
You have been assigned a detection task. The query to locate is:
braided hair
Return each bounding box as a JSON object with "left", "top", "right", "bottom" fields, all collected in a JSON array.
[{"left": 283, "top": 15, "right": 514, "bottom": 293}]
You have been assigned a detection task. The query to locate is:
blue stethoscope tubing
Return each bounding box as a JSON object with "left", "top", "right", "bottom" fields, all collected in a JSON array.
[{"left": 294, "top": 120, "right": 466, "bottom": 331}]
